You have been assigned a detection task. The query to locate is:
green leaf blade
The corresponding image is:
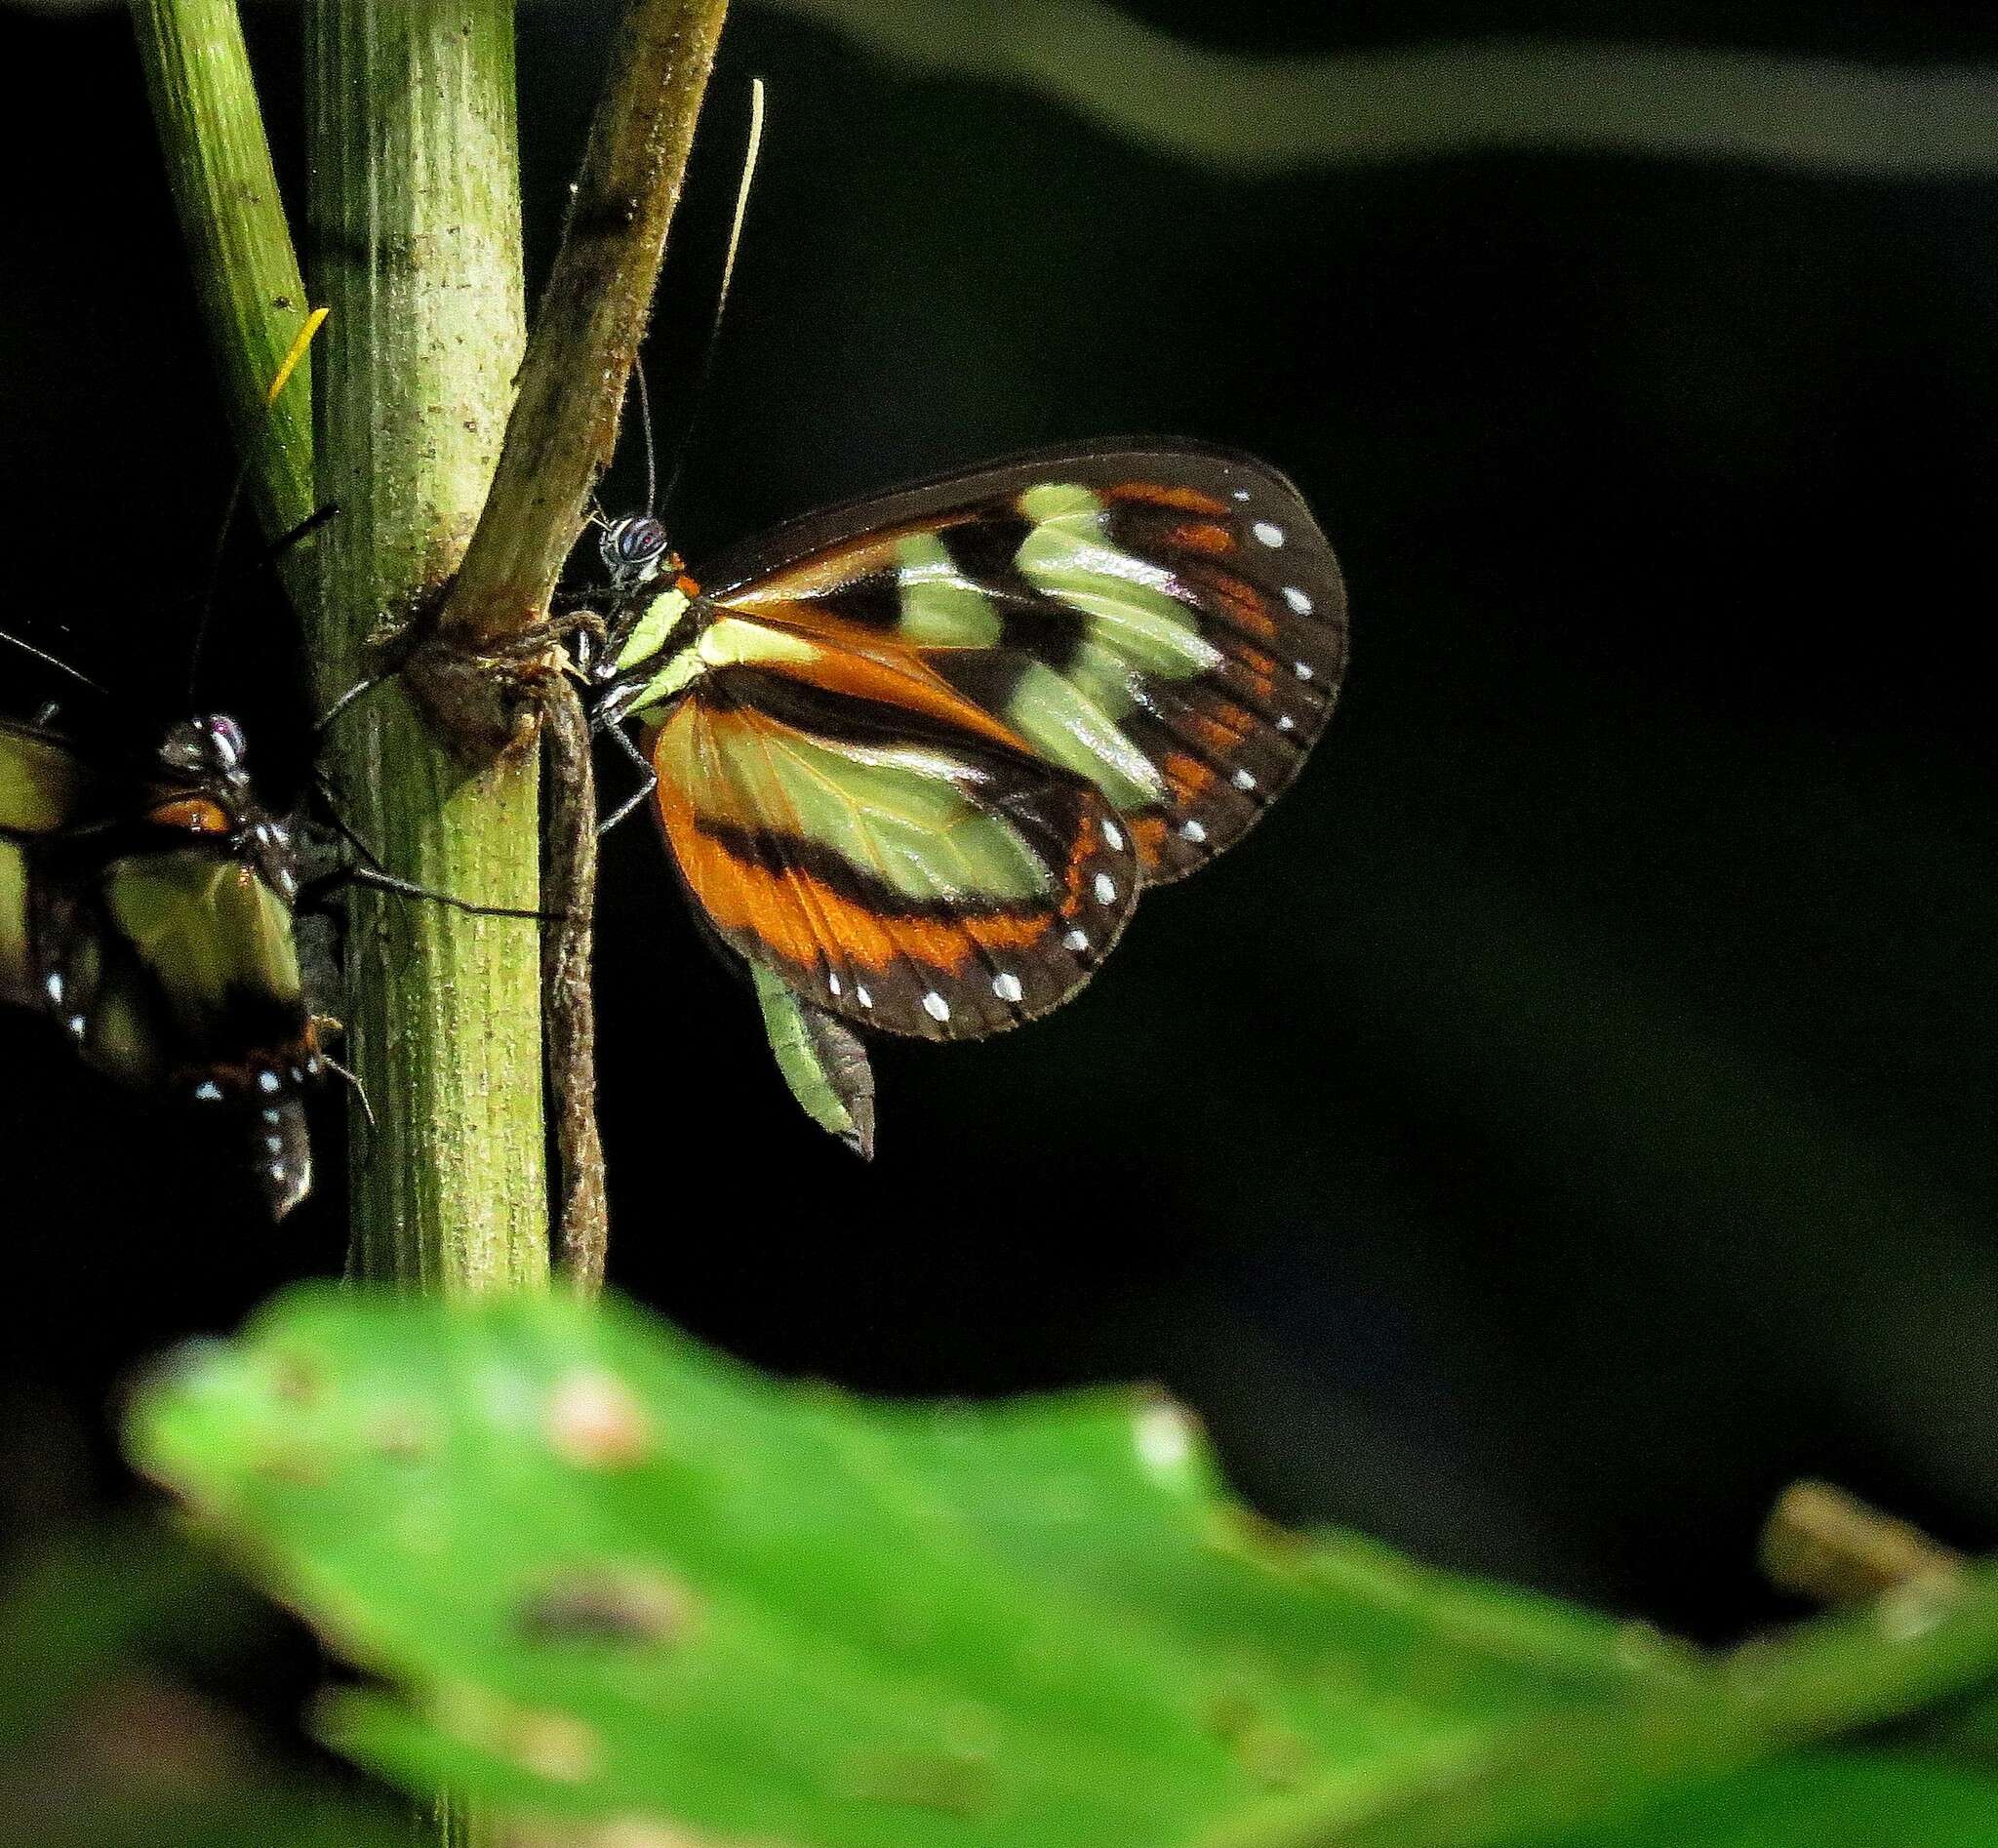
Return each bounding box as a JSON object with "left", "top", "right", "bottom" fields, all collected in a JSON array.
[{"left": 126, "top": 1290, "right": 1998, "bottom": 1848}]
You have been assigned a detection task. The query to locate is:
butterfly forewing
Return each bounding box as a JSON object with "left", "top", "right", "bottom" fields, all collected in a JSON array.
[{"left": 693, "top": 443, "right": 1347, "bottom": 881}]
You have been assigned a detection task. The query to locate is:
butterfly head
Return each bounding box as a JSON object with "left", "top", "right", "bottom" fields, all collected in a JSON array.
[
  {"left": 160, "top": 713, "right": 252, "bottom": 788},
  {"left": 601, "top": 514, "right": 677, "bottom": 593}
]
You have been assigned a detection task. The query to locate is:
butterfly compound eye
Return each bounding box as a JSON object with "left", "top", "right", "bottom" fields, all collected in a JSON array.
[
  {"left": 601, "top": 514, "right": 672, "bottom": 588},
  {"left": 204, "top": 715, "right": 248, "bottom": 769}
]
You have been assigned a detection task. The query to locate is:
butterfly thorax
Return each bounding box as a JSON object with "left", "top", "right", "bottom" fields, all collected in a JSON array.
[
  {"left": 596, "top": 577, "right": 704, "bottom": 730},
  {"left": 148, "top": 714, "right": 301, "bottom": 904}
]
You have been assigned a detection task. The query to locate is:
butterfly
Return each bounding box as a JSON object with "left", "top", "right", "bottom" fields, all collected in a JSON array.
[
  {"left": 0, "top": 707, "right": 323, "bottom": 1216},
  {"left": 575, "top": 441, "right": 1347, "bottom": 1070}
]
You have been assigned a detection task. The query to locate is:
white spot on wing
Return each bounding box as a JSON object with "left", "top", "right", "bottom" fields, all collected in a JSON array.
[
  {"left": 195, "top": 1081, "right": 224, "bottom": 1103},
  {"left": 1180, "top": 820, "right": 1207, "bottom": 843},
  {"left": 922, "top": 990, "right": 950, "bottom": 1023},
  {"left": 1277, "top": 715, "right": 1297, "bottom": 733},
  {"left": 827, "top": 972, "right": 842, "bottom": 997},
  {"left": 260, "top": 1106, "right": 282, "bottom": 1124},
  {"left": 44, "top": 973, "right": 61, "bottom": 1004},
  {"left": 1230, "top": 488, "right": 1251, "bottom": 502},
  {"left": 66, "top": 1014, "right": 86, "bottom": 1038},
  {"left": 258, "top": 1069, "right": 281, "bottom": 1094},
  {"left": 1253, "top": 521, "right": 1285, "bottom": 547},
  {"left": 856, "top": 985, "right": 873, "bottom": 1009},
  {"left": 1232, "top": 768, "right": 1258, "bottom": 792},
  {"left": 1063, "top": 928, "right": 1089, "bottom": 952},
  {"left": 264, "top": 1136, "right": 284, "bottom": 1154},
  {"left": 1101, "top": 820, "right": 1125, "bottom": 852},
  {"left": 992, "top": 972, "right": 1023, "bottom": 1003},
  {"left": 1282, "top": 585, "right": 1313, "bottom": 615},
  {"left": 1294, "top": 661, "right": 1314, "bottom": 681},
  {"left": 1093, "top": 872, "right": 1116, "bottom": 905}
]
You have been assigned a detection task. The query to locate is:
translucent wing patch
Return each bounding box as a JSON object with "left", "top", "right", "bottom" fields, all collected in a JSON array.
[
  {"left": 692, "top": 444, "right": 1347, "bottom": 883},
  {"left": 0, "top": 718, "right": 109, "bottom": 837},
  {"left": 646, "top": 665, "right": 1140, "bottom": 1041}
]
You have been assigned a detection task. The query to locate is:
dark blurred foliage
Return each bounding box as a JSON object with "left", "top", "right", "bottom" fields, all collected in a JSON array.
[{"left": 0, "top": 0, "right": 1992, "bottom": 1653}]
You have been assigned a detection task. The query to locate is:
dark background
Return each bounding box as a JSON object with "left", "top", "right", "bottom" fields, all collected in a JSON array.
[{"left": 0, "top": 0, "right": 1993, "bottom": 1651}]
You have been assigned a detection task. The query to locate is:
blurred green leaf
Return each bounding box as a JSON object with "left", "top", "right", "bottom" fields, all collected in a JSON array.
[
  {"left": 757, "top": 1, "right": 1998, "bottom": 179},
  {"left": 126, "top": 1289, "right": 1998, "bottom": 1846},
  {"left": 1549, "top": 1753, "right": 1998, "bottom": 1848}
]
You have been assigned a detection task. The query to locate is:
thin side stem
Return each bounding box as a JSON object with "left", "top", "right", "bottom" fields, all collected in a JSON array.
[
  {"left": 539, "top": 674, "right": 607, "bottom": 1292},
  {"left": 1762, "top": 1480, "right": 1965, "bottom": 1609},
  {"left": 132, "top": 0, "right": 315, "bottom": 566},
  {"left": 305, "top": 0, "right": 548, "bottom": 1299}
]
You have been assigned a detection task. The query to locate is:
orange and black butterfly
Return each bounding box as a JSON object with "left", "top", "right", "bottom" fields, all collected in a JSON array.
[{"left": 582, "top": 442, "right": 1347, "bottom": 1134}]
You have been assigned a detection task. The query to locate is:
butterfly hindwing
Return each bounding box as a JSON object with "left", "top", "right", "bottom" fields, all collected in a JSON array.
[
  {"left": 646, "top": 663, "right": 1139, "bottom": 1040},
  {"left": 692, "top": 443, "right": 1347, "bottom": 882}
]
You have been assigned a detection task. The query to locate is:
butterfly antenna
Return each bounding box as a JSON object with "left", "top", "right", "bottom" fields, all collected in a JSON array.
[
  {"left": 186, "top": 462, "right": 250, "bottom": 706},
  {"left": 0, "top": 628, "right": 113, "bottom": 701},
  {"left": 186, "top": 307, "right": 329, "bottom": 705},
  {"left": 636, "top": 358, "right": 658, "bottom": 512},
  {"left": 659, "top": 75, "right": 766, "bottom": 513}
]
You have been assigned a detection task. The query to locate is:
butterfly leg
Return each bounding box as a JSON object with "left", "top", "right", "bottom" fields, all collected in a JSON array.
[
  {"left": 307, "top": 767, "right": 388, "bottom": 875},
  {"left": 480, "top": 606, "right": 607, "bottom": 663},
  {"left": 315, "top": 669, "right": 392, "bottom": 740},
  {"left": 301, "top": 773, "right": 561, "bottom": 922},
  {"left": 597, "top": 722, "right": 658, "bottom": 835},
  {"left": 269, "top": 502, "right": 340, "bottom": 561},
  {"left": 342, "top": 863, "right": 565, "bottom": 923}
]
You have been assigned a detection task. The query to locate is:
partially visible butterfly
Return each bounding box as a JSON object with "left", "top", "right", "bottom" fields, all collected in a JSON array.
[
  {"left": 577, "top": 441, "right": 1346, "bottom": 1118},
  {"left": 0, "top": 706, "right": 322, "bottom": 1216}
]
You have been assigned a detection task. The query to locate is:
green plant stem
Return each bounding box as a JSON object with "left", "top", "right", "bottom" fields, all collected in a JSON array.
[
  {"left": 131, "top": 0, "right": 315, "bottom": 556},
  {"left": 418, "top": 0, "right": 727, "bottom": 1287},
  {"left": 303, "top": 0, "right": 547, "bottom": 1305}
]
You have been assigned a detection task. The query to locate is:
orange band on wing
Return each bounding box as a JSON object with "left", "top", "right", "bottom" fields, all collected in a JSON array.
[
  {"left": 651, "top": 699, "right": 1105, "bottom": 983},
  {"left": 1106, "top": 481, "right": 1230, "bottom": 515},
  {"left": 742, "top": 612, "right": 1035, "bottom": 757},
  {"left": 1169, "top": 520, "right": 1236, "bottom": 555},
  {"left": 1179, "top": 563, "right": 1279, "bottom": 639},
  {"left": 1159, "top": 750, "right": 1218, "bottom": 807},
  {"left": 668, "top": 824, "right": 1054, "bottom": 976}
]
